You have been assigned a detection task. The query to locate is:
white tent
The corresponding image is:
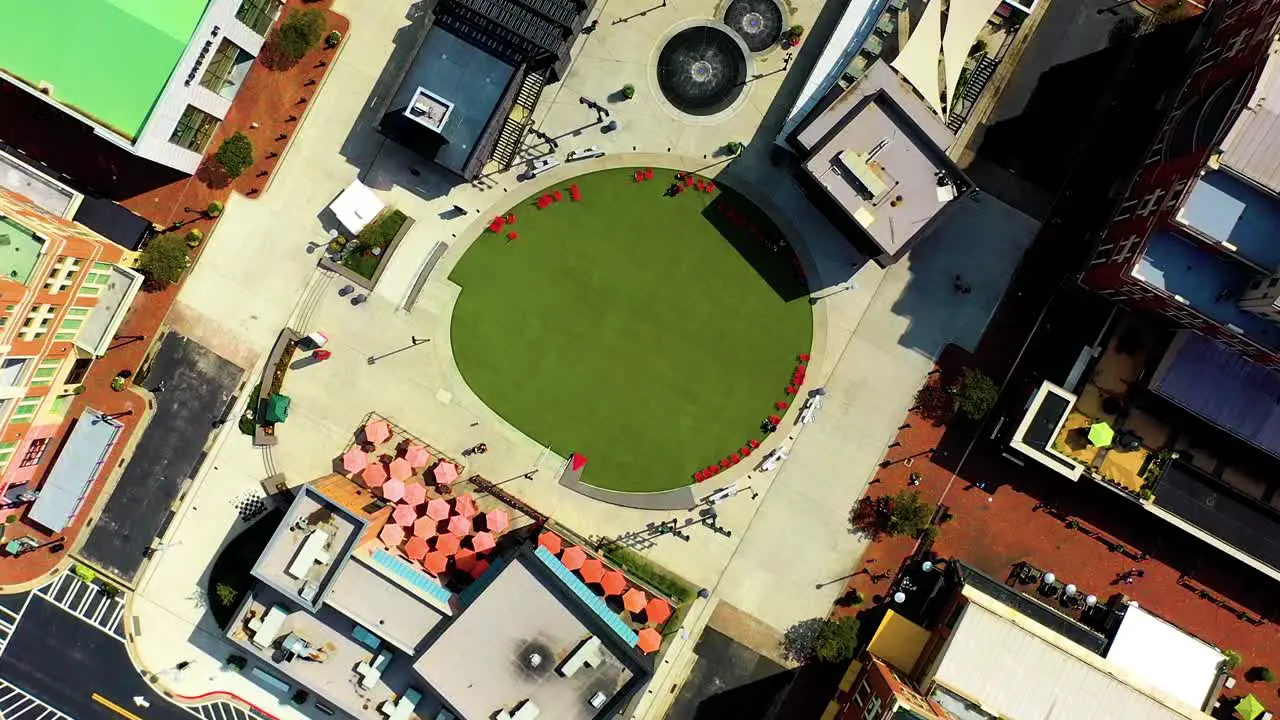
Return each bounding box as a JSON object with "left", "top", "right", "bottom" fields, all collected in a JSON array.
[
  {"left": 942, "top": 0, "right": 1004, "bottom": 114},
  {"left": 891, "top": 0, "right": 945, "bottom": 116},
  {"left": 330, "top": 179, "right": 385, "bottom": 236}
]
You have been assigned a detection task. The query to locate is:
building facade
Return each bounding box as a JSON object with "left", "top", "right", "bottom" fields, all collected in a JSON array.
[
  {"left": 1080, "top": 0, "right": 1280, "bottom": 368},
  {"left": 0, "top": 188, "right": 142, "bottom": 500}
]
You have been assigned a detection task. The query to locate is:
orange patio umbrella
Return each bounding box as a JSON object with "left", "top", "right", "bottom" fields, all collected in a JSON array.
[
  {"left": 484, "top": 509, "right": 510, "bottom": 533},
  {"left": 362, "top": 463, "right": 388, "bottom": 488},
  {"left": 381, "top": 478, "right": 406, "bottom": 502},
  {"left": 403, "top": 444, "right": 430, "bottom": 468},
  {"left": 425, "top": 498, "right": 451, "bottom": 521},
  {"left": 453, "top": 494, "right": 478, "bottom": 519},
  {"left": 413, "top": 516, "right": 437, "bottom": 539},
  {"left": 623, "top": 588, "right": 648, "bottom": 614},
  {"left": 471, "top": 531, "right": 496, "bottom": 553},
  {"left": 404, "top": 536, "right": 429, "bottom": 561},
  {"left": 364, "top": 419, "right": 391, "bottom": 445},
  {"left": 435, "top": 533, "right": 462, "bottom": 555},
  {"left": 423, "top": 551, "right": 448, "bottom": 575},
  {"left": 433, "top": 461, "right": 459, "bottom": 486},
  {"left": 379, "top": 524, "right": 405, "bottom": 547},
  {"left": 538, "top": 531, "right": 562, "bottom": 555},
  {"left": 403, "top": 482, "right": 427, "bottom": 507},
  {"left": 447, "top": 515, "right": 472, "bottom": 536},
  {"left": 388, "top": 457, "right": 413, "bottom": 482},
  {"left": 645, "top": 597, "right": 672, "bottom": 625},
  {"left": 560, "top": 546, "right": 587, "bottom": 571},
  {"left": 342, "top": 447, "right": 370, "bottom": 473},
  {"left": 637, "top": 628, "right": 662, "bottom": 654},
  {"left": 600, "top": 570, "right": 626, "bottom": 596},
  {"left": 469, "top": 559, "right": 491, "bottom": 579},
  {"left": 392, "top": 503, "right": 418, "bottom": 526},
  {"left": 453, "top": 548, "right": 478, "bottom": 573},
  {"left": 579, "top": 558, "right": 605, "bottom": 584}
]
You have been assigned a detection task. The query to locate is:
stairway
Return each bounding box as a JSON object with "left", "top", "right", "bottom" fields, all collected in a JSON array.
[
  {"left": 947, "top": 55, "right": 998, "bottom": 133},
  {"left": 489, "top": 69, "right": 551, "bottom": 170}
]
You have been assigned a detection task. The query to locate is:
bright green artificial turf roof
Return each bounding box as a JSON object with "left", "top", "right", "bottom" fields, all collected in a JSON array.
[
  {"left": 450, "top": 168, "right": 813, "bottom": 492},
  {"left": 0, "top": 0, "right": 210, "bottom": 139}
]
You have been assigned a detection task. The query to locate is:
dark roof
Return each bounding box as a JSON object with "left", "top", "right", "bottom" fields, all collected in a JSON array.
[
  {"left": 1024, "top": 392, "right": 1070, "bottom": 452},
  {"left": 431, "top": 0, "right": 585, "bottom": 74},
  {"left": 73, "top": 196, "right": 152, "bottom": 250},
  {"left": 1154, "top": 459, "right": 1280, "bottom": 570}
]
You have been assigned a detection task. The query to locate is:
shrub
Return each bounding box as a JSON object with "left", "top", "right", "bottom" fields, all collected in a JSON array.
[
  {"left": 815, "top": 616, "right": 860, "bottom": 663},
  {"left": 781, "top": 618, "right": 824, "bottom": 663},
  {"left": 206, "top": 201, "right": 223, "bottom": 218},
  {"left": 622, "top": 84, "right": 636, "bottom": 99},
  {"left": 73, "top": 564, "right": 97, "bottom": 583},
  {"left": 602, "top": 545, "right": 695, "bottom": 603},
  {"left": 71, "top": 385, "right": 85, "bottom": 395},
  {"left": 214, "top": 132, "right": 254, "bottom": 179},
  {"left": 5, "top": 515, "right": 16, "bottom": 524},
  {"left": 1223, "top": 650, "right": 1243, "bottom": 671},
  {"left": 111, "top": 376, "right": 127, "bottom": 391},
  {"left": 326, "top": 30, "right": 342, "bottom": 47},
  {"left": 789, "top": 24, "right": 805, "bottom": 37},
  {"left": 267, "top": 9, "right": 327, "bottom": 67},
  {"left": 1138, "top": 487, "right": 1154, "bottom": 501},
  {"left": 138, "top": 234, "right": 190, "bottom": 290},
  {"left": 185, "top": 229, "right": 204, "bottom": 248},
  {"left": 953, "top": 367, "right": 998, "bottom": 420},
  {"left": 724, "top": 141, "right": 744, "bottom": 156},
  {"left": 886, "top": 489, "right": 932, "bottom": 538},
  {"left": 215, "top": 582, "right": 240, "bottom": 608}
]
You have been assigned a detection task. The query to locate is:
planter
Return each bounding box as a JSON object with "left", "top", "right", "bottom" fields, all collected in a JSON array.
[
  {"left": 253, "top": 329, "right": 302, "bottom": 447},
  {"left": 318, "top": 212, "right": 415, "bottom": 291}
]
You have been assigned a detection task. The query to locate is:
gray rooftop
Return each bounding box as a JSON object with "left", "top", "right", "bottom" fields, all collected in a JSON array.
[
  {"left": 413, "top": 553, "right": 634, "bottom": 720},
  {"left": 0, "top": 150, "right": 78, "bottom": 218},
  {"left": 326, "top": 553, "right": 447, "bottom": 655},
  {"left": 794, "top": 61, "right": 963, "bottom": 258},
  {"left": 28, "top": 410, "right": 121, "bottom": 532},
  {"left": 75, "top": 265, "right": 142, "bottom": 357},
  {"left": 1218, "top": 47, "right": 1280, "bottom": 195},
  {"left": 252, "top": 487, "right": 365, "bottom": 611}
]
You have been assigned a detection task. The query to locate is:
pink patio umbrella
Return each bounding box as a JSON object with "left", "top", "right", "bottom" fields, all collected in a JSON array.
[
  {"left": 403, "top": 482, "right": 427, "bottom": 507},
  {"left": 637, "top": 628, "right": 662, "bottom": 654},
  {"left": 425, "top": 498, "right": 451, "bottom": 521},
  {"left": 471, "top": 531, "right": 496, "bottom": 553},
  {"left": 453, "top": 494, "right": 479, "bottom": 519},
  {"left": 392, "top": 503, "right": 418, "bottom": 526},
  {"left": 423, "top": 551, "right": 448, "bottom": 575},
  {"left": 469, "top": 559, "right": 491, "bottom": 579},
  {"left": 413, "top": 516, "right": 437, "bottom": 539},
  {"left": 342, "top": 447, "right": 369, "bottom": 473},
  {"left": 404, "top": 536, "right": 429, "bottom": 561},
  {"left": 447, "top": 515, "right": 472, "bottom": 536},
  {"left": 364, "top": 419, "right": 391, "bottom": 445},
  {"left": 483, "top": 509, "right": 510, "bottom": 534},
  {"left": 600, "top": 570, "right": 627, "bottom": 597},
  {"left": 388, "top": 457, "right": 413, "bottom": 482},
  {"left": 579, "top": 558, "right": 604, "bottom": 584},
  {"left": 379, "top": 524, "right": 405, "bottom": 547},
  {"left": 381, "top": 478, "right": 406, "bottom": 502},
  {"left": 362, "top": 463, "right": 388, "bottom": 488},
  {"left": 645, "top": 597, "right": 672, "bottom": 625},
  {"left": 433, "top": 461, "right": 460, "bottom": 486},
  {"left": 454, "top": 548, "right": 478, "bottom": 573},
  {"left": 538, "top": 531, "right": 562, "bottom": 555},
  {"left": 560, "top": 546, "right": 587, "bottom": 571},
  {"left": 623, "top": 588, "right": 648, "bottom": 614},
  {"left": 404, "top": 444, "right": 430, "bottom": 468},
  {"left": 434, "top": 533, "right": 462, "bottom": 555}
]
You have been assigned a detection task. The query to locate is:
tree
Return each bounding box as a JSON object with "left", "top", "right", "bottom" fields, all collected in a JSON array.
[
  {"left": 1223, "top": 650, "right": 1243, "bottom": 671},
  {"left": 886, "top": 489, "right": 932, "bottom": 538},
  {"left": 780, "top": 618, "right": 825, "bottom": 663},
  {"left": 214, "top": 132, "right": 254, "bottom": 179},
  {"left": 139, "top": 234, "right": 190, "bottom": 290},
  {"left": 953, "top": 367, "right": 998, "bottom": 420},
  {"left": 815, "top": 616, "right": 860, "bottom": 663},
  {"left": 265, "top": 8, "right": 327, "bottom": 68},
  {"left": 215, "top": 583, "right": 239, "bottom": 608}
]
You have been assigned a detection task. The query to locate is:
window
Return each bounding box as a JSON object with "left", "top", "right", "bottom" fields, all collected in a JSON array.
[
  {"left": 0, "top": 441, "right": 17, "bottom": 471},
  {"left": 1113, "top": 235, "right": 1143, "bottom": 262},
  {"left": 169, "top": 105, "right": 220, "bottom": 152},
  {"left": 19, "top": 304, "right": 58, "bottom": 342},
  {"left": 29, "top": 358, "right": 61, "bottom": 387},
  {"left": 863, "top": 693, "right": 883, "bottom": 720},
  {"left": 201, "top": 40, "right": 243, "bottom": 94},
  {"left": 1137, "top": 189, "right": 1165, "bottom": 217},
  {"left": 0, "top": 358, "right": 29, "bottom": 387},
  {"left": 19, "top": 438, "right": 48, "bottom": 468},
  {"left": 79, "top": 263, "right": 112, "bottom": 298},
  {"left": 854, "top": 680, "right": 872, "bottom": 706},
  {"left": 10, "top": 397, "right": 40, "bottom": 424},
  {"left": 236, "top": 0, "right": 281, "bottom": 35},
  {"left": 43, "top": 255, "right": 82, "bottom": 294}
]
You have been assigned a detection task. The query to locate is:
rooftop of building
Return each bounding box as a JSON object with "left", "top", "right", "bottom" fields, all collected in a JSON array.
[
  {"left": 0, "top": 0, "right": 211, "bottom": 140},
  {"left": 325, "top": 551, "right": 449, "bottom": 655},
  {"left": 413, "top": 549, "right": 643, "bottom": 720},
  {"left": 0, "top": 216, "right": 45, "bottom": 287},
  {"left": 1174, "top": 169, "right": 1280, "bottom": 271},
  {"left": 792, "top": 61, "right": 966, "bottom": 260},
  {"left": 251, "top": 485, "right": 367, "bottom": 611},
  {"left": 76, "top": 265, "right": 144, "bottom": 357},
  {"left": 0, "top": 150, "right": 78, "bottom": 218},
  {"left": 1217, "top": 40, "right": 1280, "bottom": 196}
]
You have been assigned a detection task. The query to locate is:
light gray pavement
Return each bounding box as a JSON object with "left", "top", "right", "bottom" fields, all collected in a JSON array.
[{"left": 128, "top": 0, "right": 1038, "bottom": 716}]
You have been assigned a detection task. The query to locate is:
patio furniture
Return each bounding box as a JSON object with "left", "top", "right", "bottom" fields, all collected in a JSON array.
[
  {"left": 352, "top": 624, "right": 382, "bottom": 651},
  {"left": 247, "top": 605, "right": 288, "bottom": 649},
  {"left": 875, "top": 15, "right": 895, "bottom": 35},
  {"left": 355, "top": 649, "right": 393, "bottom": 689},
  {"left": 287, "top": 529, "right": 332, "bottom": 579}
]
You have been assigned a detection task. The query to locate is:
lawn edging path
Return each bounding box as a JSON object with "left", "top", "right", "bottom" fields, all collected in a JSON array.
[{"left": 449, "top": 167, "right": 813, "bottom": 493}]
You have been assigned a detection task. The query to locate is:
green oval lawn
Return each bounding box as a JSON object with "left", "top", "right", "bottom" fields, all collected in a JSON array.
[{"left": 450, "top": 168, "right": 812, "bottom": 492}]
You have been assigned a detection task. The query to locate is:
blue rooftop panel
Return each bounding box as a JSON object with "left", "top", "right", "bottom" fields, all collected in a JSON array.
[
  {"left": 1133, "top": 229, "right": 1280, "bottom": 352},
  {"left": 1176, "top": 171, "right": 1280, "bottom": 270},
  {"left": 371, "top": 549, "right": 456, "bottom": 606},
  {"left": 533, "top": 546, "right": 639, "bottom": 647}
]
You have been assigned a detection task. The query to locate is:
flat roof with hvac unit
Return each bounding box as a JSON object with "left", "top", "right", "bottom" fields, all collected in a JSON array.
[{"left": 28, "top": 409, "right": 123, "bottom": 533}]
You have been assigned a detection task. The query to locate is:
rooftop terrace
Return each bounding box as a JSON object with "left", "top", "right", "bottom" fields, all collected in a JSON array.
[
  {"left": 1174, "top": 170, "right": 1280, "bottom": 271},
  {"left": 0, "top": 0, "right": 211, "bottom": 139},
  {"left": 252, "top": 486, "right": 365, "bottom": 611},
  {"left": 0, "top": 216, "right": 44, "bottom": 286}
]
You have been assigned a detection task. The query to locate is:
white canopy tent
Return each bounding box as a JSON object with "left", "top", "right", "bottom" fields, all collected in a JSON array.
[
  {"left": 330, "top": 179, "right": 385, "bottom": 236},
  {"left": 1104, "top": 604, "right": 1224, "bottom": 712},
  {"left": 891, "top": 0, "right": 945, "bottom": 116}
]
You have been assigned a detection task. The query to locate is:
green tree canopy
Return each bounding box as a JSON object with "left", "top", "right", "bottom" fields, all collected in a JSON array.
[
  {"left": 815, "top": 616, "right": 860, "bottom": 663},
  {"left": 139, "top": 234, "right": 190, "bottom": 290},
  {"left": 214, "top": 132, "right": 254, "bottom": 179},
  {"left": 886, "top": 488, "right": 933, "bottom": 538},
  {"left": 953, "top": 367, "right": 998, "bottom": 420}
]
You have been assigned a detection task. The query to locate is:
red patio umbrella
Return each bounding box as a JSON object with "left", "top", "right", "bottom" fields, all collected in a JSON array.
[
  {"left": 425, "top": 498, "right": 451, "bottom": 521},
  {"left": 364, "top": 419, "right": 391, "bottom": 445},
  {"left": 423, "top": 551, "right": 448, "bottom": 575},
  {"left": 560, "top": 546, "right": 587, "bottom": 571},
  {"left": 484, "top": 509, "right": 510, "bottom": 534},
  {"left": 342, "top": 447, "right": 370, "bottom": 473},
  {"left": 435, "top": 533, "right": 462, "bottom": 555},
  {"left": 469, "top": 559, "right": 491, "bottom": 579},
  {"left": 447, "top": 515, "right": 472, "bottom": 536},
  {"left": 403, "top": 482, "right": 427, "bottom": 507},
  {"left": 379, "top": 524, "right": 405, "bottom": 547},
  {"left": 600, "top": 571, "right": 626, "bottom": 596},
  {"left": 453, "top": 494, "right": 479, "bottom": 519},
  {"left": 403, "top": 444, "right": 430, "bottom": 468},
  {"left": 362, "top": 463, "right": 388, "bottom": 488},
  {"left": 404, "top": 536, "right": 429, "bottom": 561},
  {"left": 637, "top": 628, "right": 662, "bottom": 654},
  {"left": 471, "top": 531, "right": 496, "bottom": 553},
  {"left": 645, "top": 597, "right": 672, "bottom": 625},
  {"left": 392, "top": 503, "right": 418, "bottom": 526},
  {"left": 538, "top": 531, "right": 562, "bottom": 555},
  {"left": 388, "top": 457, "right": 413, "bottom": 482},
  {"left": 433, "top": 461, "right": 459, "bottom": 486},
  {"left": 579, "top": 558, "right": 605, "bottom": 584},
  {"left": 623, "top": 588, "right": 648, "bottom": 614},
  {"left": 381, "top": 478, "right": 406, "bottom": 502},
  {"left": 413, "top": 516, "right": 437, "bottom": 539},
  {"left": 453, "top": 548, "right": 477, "bottom": 573}
]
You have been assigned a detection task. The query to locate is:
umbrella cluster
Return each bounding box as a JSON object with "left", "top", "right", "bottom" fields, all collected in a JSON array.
[
  {"left": 348, "top": 420, "right": 462, "bottom": 500},
  {"left": 542, "top": 531, "right": 673, "bottom": 654},
  {"left": 377, "top": 491, "right": 510, "bottom": 581}
]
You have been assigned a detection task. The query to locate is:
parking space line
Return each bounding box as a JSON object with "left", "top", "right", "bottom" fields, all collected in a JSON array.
[
  {"left": 32, "top": 571, "right": 126, "bottom": 640},
  {"left": 0, "top": 680, "right": 75, "bottom": 720}
]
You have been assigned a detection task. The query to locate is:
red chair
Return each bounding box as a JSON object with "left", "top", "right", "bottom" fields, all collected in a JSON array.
[
  {"left": 645, "top": 168, "right": 654, "bottom": 180},
  {"left": 776, "top": 401, "right": 789, "bottom": 411},
  {"left": 719, "top": 458, "right": 731, "bottom": 469},
  {"left": 730, "top": 452, "right": 741, "bottom": 463},
  {"left": 785, "top": 385, "right": 797, "bottom": 395},
  {"left": 799, "top": 353, "right": 810, "bottom": 362},
  {"left": 768, "top": 414, "right": 781, "bottom": 424},
  {"left": 506, "top": 213, "right": 517, "bottom": 224},
  {"left": 507, "top": 231, "right": 519, "bottom": 240},
  {"left": 554, "top": 190, "right": 563, "bottom": 202},
  {"left": 707, "top": 182, "right": 717, "bottom": 192},
  {"left": 748, "top": 438, "right": 761, "bottom": 449},
  {"left": 635, "top": 171, "right": 644, "bottom": 182}
]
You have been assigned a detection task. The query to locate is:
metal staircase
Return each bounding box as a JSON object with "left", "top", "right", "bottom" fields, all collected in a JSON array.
[
  {"left": 490, "top": 68, "right": 550, "bottom": 170},
  {"left": 947, "top": 54, "right": 997, "bottom": 133}
]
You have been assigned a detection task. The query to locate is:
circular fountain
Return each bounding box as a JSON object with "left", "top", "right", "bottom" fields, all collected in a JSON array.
[
  {"left": 723, "top": 0, "right": 786, "bottom": 53},
  {"left": 655, "top": 24, "right": 750, "bottom": 117}
]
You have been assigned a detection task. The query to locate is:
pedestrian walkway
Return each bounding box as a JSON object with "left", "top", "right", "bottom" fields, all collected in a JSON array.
[
  {"left": 0, "top": 678, "right": 76, "bottom": 720},
  {"left": 186, "top": 698, "right": 266, "bottom": 720},
  {"left": 33, "top": 572, "right": 125, "bottom": 640}
]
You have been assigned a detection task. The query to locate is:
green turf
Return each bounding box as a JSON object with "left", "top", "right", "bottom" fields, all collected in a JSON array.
[
  {"left": 450, "top": 168, "right": 812, "bottom": 492},
  {"left": 0, "top": 0, "right": 210, "bottom": 139}
]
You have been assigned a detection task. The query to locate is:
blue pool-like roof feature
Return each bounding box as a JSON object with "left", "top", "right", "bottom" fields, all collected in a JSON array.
[
  {"left": 1134, "top": 229, "right": 1280, "bottom": 352},
  {"left": 533, "top": 545, "right": 639, "bottom": 647},
  {"left": 1176, "top": 170, "right": 1280, "bottom": 270},
  {"left": 371, "top": 548, "right": 456, "bottom": 607}
]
